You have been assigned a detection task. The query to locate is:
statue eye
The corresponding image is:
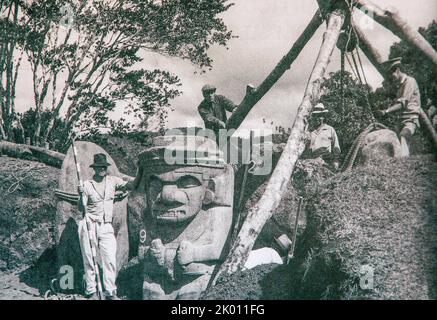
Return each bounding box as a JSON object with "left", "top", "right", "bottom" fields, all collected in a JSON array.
[{"left": 177, "top": 176, "right": 201, "bottom": 189}]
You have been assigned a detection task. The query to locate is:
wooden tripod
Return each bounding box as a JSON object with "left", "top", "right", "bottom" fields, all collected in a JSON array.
[{"left": 216, "top": 0, "right": 437, "bottom": 279}]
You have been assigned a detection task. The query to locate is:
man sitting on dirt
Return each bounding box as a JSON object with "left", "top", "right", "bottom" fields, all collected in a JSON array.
[
  {"left": 77, "top": 153, "right": 134, "bottom": 300},
  {"left": 302, "top": 103, "right": 341, "bottom": 171},
  {"left": 377, "top": 57, "right": 421, "bottom": 158},
  {"left": 197, "top": 84, "right": 236, "bottom": 141}
]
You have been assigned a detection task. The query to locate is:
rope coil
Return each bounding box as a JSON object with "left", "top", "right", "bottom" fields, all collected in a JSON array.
[{"left": 341, "top": 122, "right": 388, "bottom": 172}]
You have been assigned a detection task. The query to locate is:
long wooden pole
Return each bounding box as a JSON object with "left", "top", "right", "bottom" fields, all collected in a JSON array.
[
  {"left": 215, "top": 8, "right": 346, "bottom": 278},
  {"left": 354, "top": 0, "right": 437, "bottom": 66},
  {"left": 226, "top": 10, "right": 324, "bottom": 131},
  {"left": 353, "top": 21, "right": 386, "bottom": 76}
]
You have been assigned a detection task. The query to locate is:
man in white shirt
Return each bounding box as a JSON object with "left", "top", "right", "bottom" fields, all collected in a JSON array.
[
  {"left": 304, "top": 103, "right": 341, "bottom": 171},
  {"left": 77, "top": 153, "right": 133, "bottom": 300}
]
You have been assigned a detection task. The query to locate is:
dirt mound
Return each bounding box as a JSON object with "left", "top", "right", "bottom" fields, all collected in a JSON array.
[
  {"left": 203, "top": 264, "right": 280, "bottom": 300},
  {"left": 204, "top": 155, "right": 437, "bottom": 300},
  {"left": 204, "top": 259, "right": 307, "bottom": 300},
  {"left": 0, "top": 157, "right": 59, "bottom": 272},
  {"left": 0, "top": 267, "right": 43, "bottom": 300},
  {"left": 300, "top": 155, "right": 437, "bottom": 299}
]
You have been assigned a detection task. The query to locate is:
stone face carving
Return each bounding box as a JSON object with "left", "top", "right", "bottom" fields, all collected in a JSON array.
[{"left": 134, "top": 135, "right": 234, "bottom": 300}]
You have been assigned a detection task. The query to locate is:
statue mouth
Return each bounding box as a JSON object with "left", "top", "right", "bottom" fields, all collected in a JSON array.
[
  {"left": 153, "top": 209, "right": 186, "bottom": 217},
  {"left": 152, "top": 207, "right": 190, "bottom": 222}
]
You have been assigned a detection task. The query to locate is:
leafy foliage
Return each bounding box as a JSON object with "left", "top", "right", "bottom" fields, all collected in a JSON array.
[
  {"left": 1, "top": 0, "right": 234, "bottom": 147},
  {"left": 18, "top": 109, "right": 68, "bottom": 150},
  {"left": 318, "top": 71, "right": 375, "bottom": 160}
]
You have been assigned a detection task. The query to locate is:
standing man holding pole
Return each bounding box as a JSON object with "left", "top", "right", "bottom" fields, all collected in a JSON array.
[{"left": 76, "top": 152, "right": 134, "bottom": 300}]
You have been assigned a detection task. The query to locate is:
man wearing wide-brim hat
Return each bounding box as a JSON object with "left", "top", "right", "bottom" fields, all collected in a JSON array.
[
  {"left": 304, "top": 103, "right": 341, "bottom": 171},
  {"left": 197, "top": 84, "right": 236, "bottom": 140},
  {"left": 77, "top": 153, "right": 134, "bottom": 300},
  {"left": 377, "top": 57, "right": 421, "bottom": 157}
]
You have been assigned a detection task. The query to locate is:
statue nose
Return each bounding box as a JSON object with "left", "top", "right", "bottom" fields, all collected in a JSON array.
[{"left": 160, "top": 185, "right": 185, "bottom": 205}]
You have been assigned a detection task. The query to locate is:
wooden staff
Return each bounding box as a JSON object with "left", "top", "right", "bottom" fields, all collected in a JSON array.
[
  {"left": 231, "top": 130, "right": 255, "bottom": 244},
  {"left": 287, "top": 197, "right": 303, "bottom": 264}
]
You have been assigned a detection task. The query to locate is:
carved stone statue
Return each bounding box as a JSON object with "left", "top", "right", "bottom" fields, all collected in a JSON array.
[{"left": 134, "top": 134, "right": 234, "bottom": 300}]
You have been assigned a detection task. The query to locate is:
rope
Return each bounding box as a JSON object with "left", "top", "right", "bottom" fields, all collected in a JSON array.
[
  {"left": 342, "top": 2, "right": 377, "bottom": 121},
  {"left": 334, "top": 2, "right": 384, "bottom": 171},
  {"left": 356, "top": 48, "right": 368, "bottom": 86},
  {"left": 351, "top": 29, "right": 376, "bottom": 120},
  {"left": 345, "top": 52, "right": 360, "bottom": 80},
  {"left": 350, "top": 51, "right": 363, "bottom": 84}
]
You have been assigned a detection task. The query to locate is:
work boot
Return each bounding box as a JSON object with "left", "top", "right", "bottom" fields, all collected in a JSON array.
[
  {"left": 85, "top": 292, "right": 99, "bottom": 300},
  {"left": 106, "top": 291, "right": 121, "bottom": 300}
]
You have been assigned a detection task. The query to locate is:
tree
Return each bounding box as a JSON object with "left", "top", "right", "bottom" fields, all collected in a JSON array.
[
  {"left": 318, "top": 71, "right": 375, "bottom": 160},
  {"left": 19, "top": 108, "right": 68, "bottom": 150},
  {"left": 1, "top": 0, "right": 234, "bottom": 148},
  {"left": 0, "top": 0, "right": 24, "bottom": 141}
]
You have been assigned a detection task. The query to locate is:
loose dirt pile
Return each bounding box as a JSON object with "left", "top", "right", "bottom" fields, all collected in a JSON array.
[
  {"left": 0, "top": 157, "right": 59, "bottom": 272},
  {"left": 301, "top": 155, "right": 437, "bottom": 299}
]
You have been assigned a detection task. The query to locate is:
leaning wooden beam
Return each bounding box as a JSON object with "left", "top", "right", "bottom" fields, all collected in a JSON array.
[
  {"left": 226, "top": 10, "right": 324, "bottom": 131},
  {"left": 353, "top": 21, "right": 386, "bottom": 77},
  {"left": 354, "top": 23, "right": 437, "bottom": 149},
  {"left": 215, "top": 9, "right": 346, "bottom": 277},
  {"left": 354, "top": 0, "right": 437, "bottom": 66},
  {"left": 418, "top": 109, "right": 437, "bottom": 150}
]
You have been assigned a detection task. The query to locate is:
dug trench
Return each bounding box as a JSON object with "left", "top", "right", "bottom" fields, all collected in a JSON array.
[{"left": 1, "top": 136, "right": 436, "bottom": 300}]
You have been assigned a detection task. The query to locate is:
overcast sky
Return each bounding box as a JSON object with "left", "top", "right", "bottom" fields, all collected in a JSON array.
[
  {"left": 14, "top": 0, "right": 437, "bottom": 135},
  {"left": 144, "top": 0, "right": 437, "bottom": 134}
]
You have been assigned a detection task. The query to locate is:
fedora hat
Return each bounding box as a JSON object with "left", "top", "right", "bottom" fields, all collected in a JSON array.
[
  {"left": 312, "top": 103, "right": 329, "bottom": 115},
  {"left": 90, "top": 153, "right": 111, "bottom": 168},
  {"left": 383, "top": 57, "right": 402, "bottom": 73}
]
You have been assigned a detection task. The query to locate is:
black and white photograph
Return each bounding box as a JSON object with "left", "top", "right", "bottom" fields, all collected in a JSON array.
[{"left": 0, "top": 0, "right": 436, "bottom": 305}]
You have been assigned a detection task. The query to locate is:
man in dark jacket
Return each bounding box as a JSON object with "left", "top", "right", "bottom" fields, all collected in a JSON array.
[{"left": 197, "top": 84, "right": 236, "bottom": 139}]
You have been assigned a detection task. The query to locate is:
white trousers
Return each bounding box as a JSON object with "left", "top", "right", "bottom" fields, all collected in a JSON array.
[{"left": 78, "top": 218, "right": 117, "bottom": 295}]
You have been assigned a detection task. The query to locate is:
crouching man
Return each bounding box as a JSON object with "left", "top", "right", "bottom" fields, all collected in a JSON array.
[
  {"left": 377, "top": 57, "right": 421, "bottom": 157},
  {"left": 77, "top": 153, "right": 134, "bottom": 300}
]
